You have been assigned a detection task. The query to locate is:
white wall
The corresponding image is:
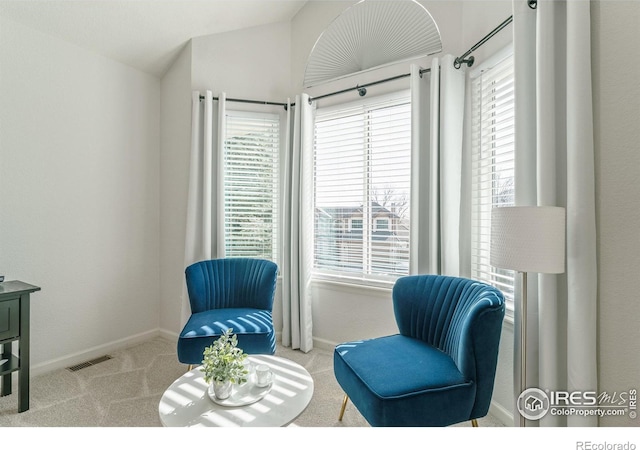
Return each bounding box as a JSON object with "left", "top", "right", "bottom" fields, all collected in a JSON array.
[
  {"left": 0, "top": 18, "right": 161, "bottom": 372},
  {"left": 460, "top": 0, "right": 513, "bottom": 63},
  {"left": 591, "top": 0, "right": 640, "bottom": 427},
  {"left": 191, "top": 21, "right": 292, "bottom": 101},
  {"left": 159, "top": 42, "right": 192, "bottom": 336}
]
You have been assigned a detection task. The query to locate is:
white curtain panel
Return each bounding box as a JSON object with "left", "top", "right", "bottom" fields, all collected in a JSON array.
[
  {"left": 513, "top": 0, "right": 598, "bottom": 427},
  {"left": 181, "top": 90, "right": 225, "bottom": 326},
  {"left": 281, "top": 94, "right": 314, "bottom": 352},
  {"left": 439, "top": 54, "right": 466, "bottom": 277},
  {"left": 409, "top": 64, "right": 432, "bottom": 275},
  {"left": 459, "top": 56, "right": 475, "bottom": 280},
  {"left": 215, "top": 93, "right": 227, "bottom": 258},
  {"left": 427, "top": 57, "right": 441, "bottom": 274},
  {"left": 409, "top": 56, "right": 466, "bottom": 276}
]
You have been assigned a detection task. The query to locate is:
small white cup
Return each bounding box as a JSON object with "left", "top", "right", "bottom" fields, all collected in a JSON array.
[{"left": 255, "top": 364, "right": 273, "bottom": 387}]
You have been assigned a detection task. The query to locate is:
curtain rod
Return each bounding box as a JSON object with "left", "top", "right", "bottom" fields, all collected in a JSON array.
[
  {"left": 199, "top": 95, "right": 289, "bottom": 110},
  {"left": 199, "top": 68, "right": 430, "bottom": 110},
  {"left": 318, "top": 8, "right": 520, "bottom": 99},
  {"left": 308, "top": 67, "right": 431, "bottom": 104},
  {"left": 453, "top": 15, "right": 514, "bottom": 69},
  {"left": 197, "top": 11, "right": 516, "bottom": 107}
]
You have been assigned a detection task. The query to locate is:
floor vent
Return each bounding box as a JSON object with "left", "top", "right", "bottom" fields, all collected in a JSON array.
[{"left": 67, "top": 355, "right": 113, "bottom": 372}]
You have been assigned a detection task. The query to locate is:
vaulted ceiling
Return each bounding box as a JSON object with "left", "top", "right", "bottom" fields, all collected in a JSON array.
[{"left": 0, "top": 0, "right": 308, "bottom": 77}]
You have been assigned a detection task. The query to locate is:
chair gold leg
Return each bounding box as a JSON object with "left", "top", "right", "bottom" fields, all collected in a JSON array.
[
  {"left": 188, "top": 364, "right": 194, "bottom": 371},
  {"left": 472, "top": 419, "right": 479, "bottom": 427},
  {"left": 338, "top": 395, "right": 349, "bottom": 421}
]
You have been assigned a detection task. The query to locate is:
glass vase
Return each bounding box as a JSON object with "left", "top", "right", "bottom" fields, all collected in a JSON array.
[{"left": 213, "top": 380, "right": 232, "bottom": 400}]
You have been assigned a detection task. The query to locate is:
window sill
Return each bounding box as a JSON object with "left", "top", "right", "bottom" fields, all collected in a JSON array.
[
  {"left": 308, "top": 274, "right": 516, "bottom": 323},
  {"left": 311, "top": 274, "right": 394, "bottom": 297}
]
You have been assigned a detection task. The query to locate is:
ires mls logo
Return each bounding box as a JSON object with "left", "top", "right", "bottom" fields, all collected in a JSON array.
[
  {"left": 517, "top": 388, "right": 638, "bottom": 420},
  {"left": 517, "top": 388, "right": 550, "bottom": 420},
  {"left": 549, "top": 390, "right": 598, "bottom": 406}
]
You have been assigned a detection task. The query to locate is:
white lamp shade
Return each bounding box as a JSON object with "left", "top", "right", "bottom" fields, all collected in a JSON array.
[{"left": 491, "top": 206, "right": 566, "bottom": 274}]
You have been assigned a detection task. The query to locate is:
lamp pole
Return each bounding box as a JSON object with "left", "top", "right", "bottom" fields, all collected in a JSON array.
[
  {"left": 490, "top": 206, "right": 565, "bottom": 428},
  {"left": 520, "top": 271, "right": 527, "bottom": 428}
]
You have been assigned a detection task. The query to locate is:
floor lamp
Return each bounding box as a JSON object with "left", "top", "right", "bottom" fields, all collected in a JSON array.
[{"left": 490, "top": 206, "right": 565, "bottom": 427}]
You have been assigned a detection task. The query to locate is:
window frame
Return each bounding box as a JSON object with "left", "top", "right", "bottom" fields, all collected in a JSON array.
[
  {"left": 312, "top": 90, "right": 412, "bottom": 288},
  {"left": 468, "top": 45, "right": 516, "bottom": 318},
  {"left": 222, "top": 108, "right": 281, "bottom": 264}
]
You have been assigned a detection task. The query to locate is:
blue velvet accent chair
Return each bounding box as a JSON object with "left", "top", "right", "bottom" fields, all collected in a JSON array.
[
  {"left": 177, "top": 258, "right": 278, "bottom": 365},
  {"left": 334, "top": 275, "right": 505, "bottom": 427}
]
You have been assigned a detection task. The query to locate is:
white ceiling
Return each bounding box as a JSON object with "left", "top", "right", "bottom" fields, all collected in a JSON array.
[{"left": 0, "top": 0, "right": 308, "bottom": 77}]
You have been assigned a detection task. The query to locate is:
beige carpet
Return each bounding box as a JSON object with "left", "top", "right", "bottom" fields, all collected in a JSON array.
[{"left": 0, "top": 336, "right": 504, "bottom": 428}]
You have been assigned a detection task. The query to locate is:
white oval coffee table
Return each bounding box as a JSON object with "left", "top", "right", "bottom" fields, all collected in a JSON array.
[{"left": 158, "top": 355, "right": 314, "bottom": 427}]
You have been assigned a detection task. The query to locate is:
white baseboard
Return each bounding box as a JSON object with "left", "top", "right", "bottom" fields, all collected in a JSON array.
[
  {"left": 30, "top": 328, "right": 162, "bottom": 377},
  {"left": 159, "top": 328, "right": 179, "bottom": 343},
  {"left": 30, "top": 328, "right": 312, "bottom": 377},
  {"left": 312, "top": 336, "right": 337, "bottom": 352},
  {"left": 31, "top": 329, "right": 335, "bottom": 375},
  {"left": 489, "top": 399, "right": 514, "bottom": 427}
]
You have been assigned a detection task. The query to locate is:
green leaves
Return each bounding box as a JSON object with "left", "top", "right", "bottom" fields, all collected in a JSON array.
[{"left": 201, "top": 328, "right": 248, "bottom": 385}]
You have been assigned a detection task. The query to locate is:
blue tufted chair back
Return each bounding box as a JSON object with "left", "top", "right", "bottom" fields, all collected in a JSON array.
[
  {"left": 185, "top": 258, "right": 278, "bottom": 314},
  {"left": 392, "top": 275, "right": 505, "bottom": 418}
]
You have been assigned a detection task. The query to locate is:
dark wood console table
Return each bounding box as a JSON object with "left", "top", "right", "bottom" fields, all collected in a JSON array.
[{"left": 0, "top": 281, "right": 40, "bottom": 412}]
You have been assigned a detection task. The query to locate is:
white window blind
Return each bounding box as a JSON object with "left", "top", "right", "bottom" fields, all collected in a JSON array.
[
  {"left": 313, "top": 95, "right": 411, "bottom": 282},
  {"left": 470, "top": 52, "right": 516, "bottom": 309},
  {"left": 223, "top": 110, "right": 279, "bottom": 262}
]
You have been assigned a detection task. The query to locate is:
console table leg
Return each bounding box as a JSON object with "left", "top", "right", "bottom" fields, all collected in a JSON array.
[
  {"left": 1, "top": 343, "right": 12, "bottom": 397},
  {"left": 17, "top": 293, "right": 30, "bottom": 412}
]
